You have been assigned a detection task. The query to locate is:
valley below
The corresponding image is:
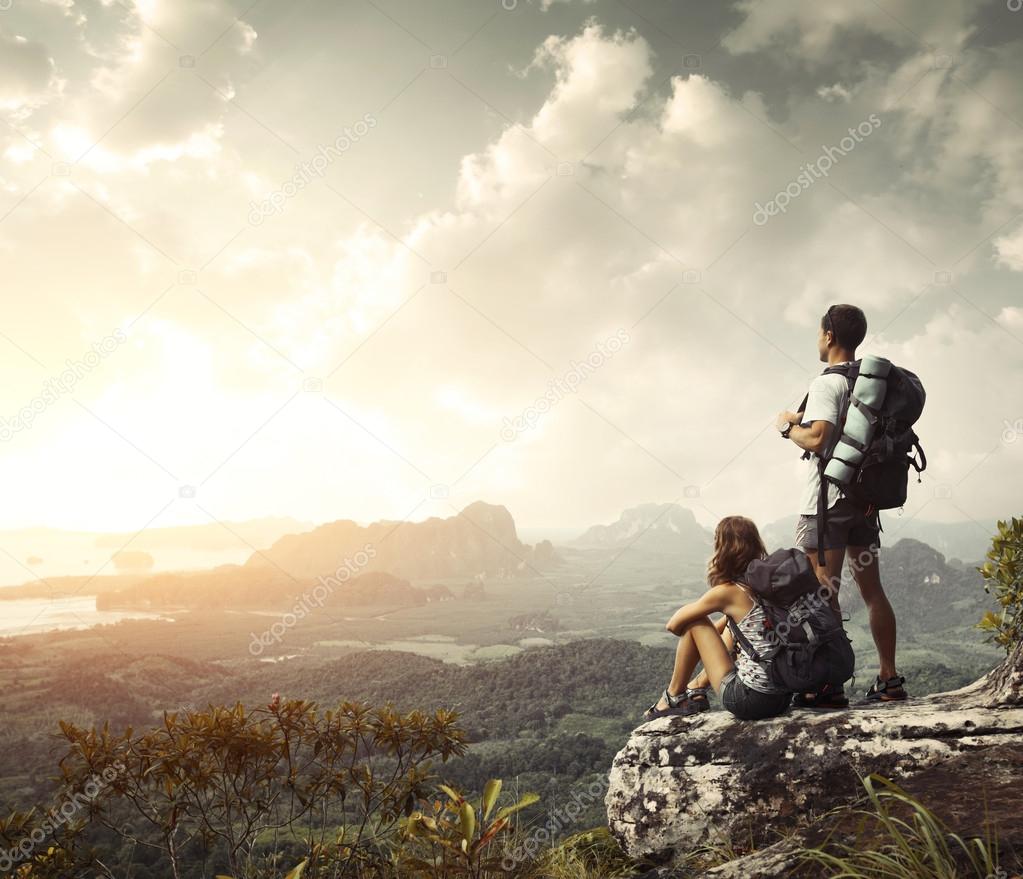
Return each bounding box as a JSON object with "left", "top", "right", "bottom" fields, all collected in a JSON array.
[{"left": 0, "top": 504, "right": 1003, "bottom": 854}]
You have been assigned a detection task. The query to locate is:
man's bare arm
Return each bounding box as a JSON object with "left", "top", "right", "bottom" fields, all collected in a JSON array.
[
  {"left": 788, "top": 420, "right": 832, "bottom": 455},
  {"left": 776, "top": 409, "right": 832, "bottom": 455}
]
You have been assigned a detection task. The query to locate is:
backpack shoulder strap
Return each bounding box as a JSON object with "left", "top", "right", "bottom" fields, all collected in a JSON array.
[
  {"left": 824, "top": 360, "right": 857, "bottom": 392},
  {"left": 726, "top": 617, "right": 761, "bottom": 663},
  {"left": 816, "top": 456, "right": 828, "bottom": 566},
  {"left": 813, "top": 362, "right": 857, "bottom": 567},
  {"left": 798, "top": 361, "right": 855, "bottom": 415}
]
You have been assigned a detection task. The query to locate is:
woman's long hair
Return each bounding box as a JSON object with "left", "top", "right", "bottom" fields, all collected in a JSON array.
[{"left": 707, "top": 516, "right": 767, "bottom": 586}]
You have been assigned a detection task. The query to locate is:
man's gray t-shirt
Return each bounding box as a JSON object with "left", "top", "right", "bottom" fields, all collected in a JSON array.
[{"left": 798, "top": 364, "right": 851, "bottom": 516}]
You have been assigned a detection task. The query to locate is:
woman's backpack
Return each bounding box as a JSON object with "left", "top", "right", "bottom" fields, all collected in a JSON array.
[{"left": 728, "top": 548, "right": 855, "bottom": 692}]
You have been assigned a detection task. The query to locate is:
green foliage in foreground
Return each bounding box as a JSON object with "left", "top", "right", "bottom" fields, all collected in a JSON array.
[
  {"left": 799, "top": 775, "right": 1002, "bottom": 878},
  {"left": 0, "top": 699, "right": 467, "bottom": 879},
  {"left": 0, "top": 686, "right": 636, "bottom": 879},
  {"left": 3, "top": 695, "right": 1018, "bottom": 879},
  {"left": 219, "top": 826, "right": 639, "bottom": 879},
  {"left": 978, "top": 516, "right": 1023, "bottom": 651},
  {"left": 400, "top": 778, "right": 538, "bottom": 878}
]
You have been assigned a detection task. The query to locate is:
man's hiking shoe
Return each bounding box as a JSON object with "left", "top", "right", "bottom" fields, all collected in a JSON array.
[
  {"left": 863, "top": 675, "right": 907, "bottom": 703},
  {"left": 792, "top": 684, "right": 849, "bottom": 710},
  {"left": 643, "top": 687, "right": 710, "bottom": 721}
]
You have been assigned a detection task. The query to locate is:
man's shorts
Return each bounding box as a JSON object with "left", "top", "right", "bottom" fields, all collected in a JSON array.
[{"left": 795, "top": 496, "right": 880, "bottom": 552}]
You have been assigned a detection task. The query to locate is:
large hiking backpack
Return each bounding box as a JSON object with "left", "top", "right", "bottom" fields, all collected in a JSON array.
[
  {"left": 728, "top": 548, "right": 855, "bottom": 692},
  {"left": 798, "top": 359, "right": 928, "bottom": 564}
]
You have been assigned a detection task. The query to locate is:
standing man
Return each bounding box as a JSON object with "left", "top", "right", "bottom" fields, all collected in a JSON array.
[{"left": 775, "top": 304, "right": 906, "bottom": 707}]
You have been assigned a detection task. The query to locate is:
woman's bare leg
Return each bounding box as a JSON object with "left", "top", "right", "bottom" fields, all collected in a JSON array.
[
  {"left": 688, "top": 618, "right": 736, "bottom": 692},
  {"left": 687, "top": 615, "right": 732, "bottom": 691},
  {"left": 652, "top": 616, "right": 736, "bottom": 711}
]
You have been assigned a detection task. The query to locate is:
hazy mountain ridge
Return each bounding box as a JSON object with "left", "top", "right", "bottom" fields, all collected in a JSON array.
[
  {"left": 877, "top": 515, "right": 997, "bottom": 564},
  {"left": 92, "top": 503, "right": 550, "bottom": 609},
  {"left": 572, "top": 503, "right": 712, "bottom": 553},
  {"left": 246, "top": 501, "right": 555, "bottom": 580},
  {"left": 75, "top": 501, "right": 998, "bottom": 619}
]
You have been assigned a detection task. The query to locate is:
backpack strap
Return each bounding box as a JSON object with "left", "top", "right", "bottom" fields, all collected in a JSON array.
[
  {"left": 727, "top": 618, "right": 762, "bottom": 663},
  {"left": 812, "top": 362, "right": 858, "bottom": 566},
  {"left": 816, "top": 458, "right": 828, "bottom": 567},
  {"left": 910, "top": 439, "right": 927, "bottom": 475},
  {"left": 795, "top": 363, "right": 852, "bottom": 420},
  {"left": 849, "top": 394, "right": 881, "bottom": 423},
  {"left": 826, "top": 363, "right": 856, "bottom": 379}
]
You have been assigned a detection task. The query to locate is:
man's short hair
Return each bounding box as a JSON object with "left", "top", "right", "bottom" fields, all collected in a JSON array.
[{"left": 822, "top": 304, "right": 867, "bottom": 350}]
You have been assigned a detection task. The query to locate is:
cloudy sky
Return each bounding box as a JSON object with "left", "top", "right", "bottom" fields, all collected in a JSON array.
[{"left": 1, "top": 0, "right": 1021, "bottom": 548}]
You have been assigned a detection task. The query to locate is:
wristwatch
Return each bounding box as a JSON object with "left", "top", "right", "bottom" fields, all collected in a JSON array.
[{"left": 779, "top": 421, "right": 794, "bottom": 439}]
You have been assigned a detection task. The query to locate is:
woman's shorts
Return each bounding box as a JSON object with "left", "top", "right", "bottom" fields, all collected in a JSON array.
[{"left": 720, "top": 671, "right": 791, "bottom": 720}]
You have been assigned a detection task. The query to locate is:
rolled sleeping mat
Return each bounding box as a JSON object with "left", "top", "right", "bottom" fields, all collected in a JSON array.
[{"left": 824, "top": 355, "right": 891, "bottom": 485}]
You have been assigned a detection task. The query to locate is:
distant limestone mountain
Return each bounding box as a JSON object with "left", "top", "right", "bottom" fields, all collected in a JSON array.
[
  {"left": 841, "top": 537, "right": 997, "bottom": 636},
  {"left": 572, "top": 503, "right": 712, "bottom": 553},
  {"left": 878, "top": 516, "right": 997, "bottom": 564},
  {"left": 246, "top": 501, "right": 544, "bottom": 581},
  {"left": 757, "top": 514, "right": 800, "bottom": 551}
]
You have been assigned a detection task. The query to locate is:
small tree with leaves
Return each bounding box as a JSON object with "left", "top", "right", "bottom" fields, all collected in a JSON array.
[
  {"left": 978, "top": 516, "right": 1023, "bottom": 651},
  {"left": 3, "top": 697, "right": 467, "bottom": 878}
]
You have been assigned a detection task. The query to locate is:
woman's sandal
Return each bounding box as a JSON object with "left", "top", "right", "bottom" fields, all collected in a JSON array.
[
  {"left": 643, "top": 687, "right": 709, "bottom": 721},
  {"left": 686, "top": 685, "right": 713, "bottom": 706}
]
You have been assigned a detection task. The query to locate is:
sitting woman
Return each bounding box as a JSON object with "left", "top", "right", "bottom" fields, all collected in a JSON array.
[{"left": 644, "top": 515, "right": 792, "bottom": 722}]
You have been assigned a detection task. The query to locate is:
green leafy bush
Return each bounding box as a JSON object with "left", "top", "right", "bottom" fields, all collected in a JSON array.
[
  {"left": 977, "top": 516, "right": 1023, "bottom": 651},
  {"left": 399, "top": 778, "right": 538, "bottom": 878}
]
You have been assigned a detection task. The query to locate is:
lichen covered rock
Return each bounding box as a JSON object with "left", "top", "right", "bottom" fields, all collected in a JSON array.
[{"left": 606, "top": 651, "right": 1023, "bottom": 860}]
